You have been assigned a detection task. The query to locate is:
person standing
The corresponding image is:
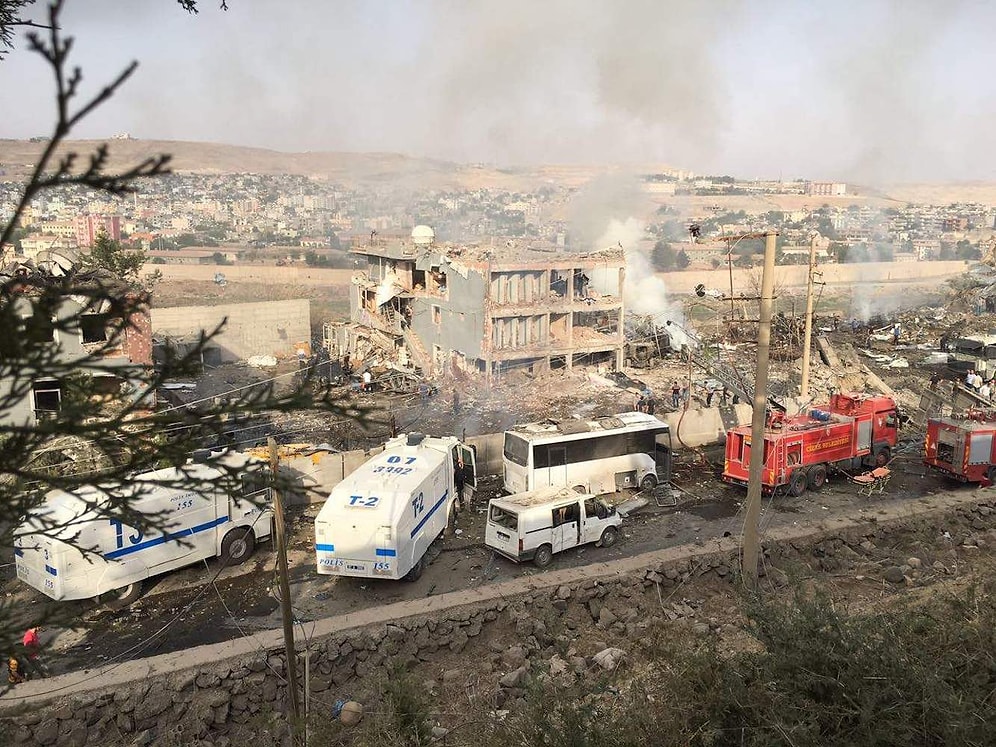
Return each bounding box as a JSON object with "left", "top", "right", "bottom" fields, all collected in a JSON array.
[
  {"left": 21, "top": 627, "right": 48, "bottom": 678},
  {"left": 361, "top": 370, "right": 372, "bottom": 392},
  {"left": 670, "top": 380, "right": 680, "bottom": 409}
]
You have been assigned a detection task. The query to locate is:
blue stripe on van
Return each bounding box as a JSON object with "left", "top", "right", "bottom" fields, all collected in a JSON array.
[
  {"left": 315, "top": 543, "right": 335, "bottom": 552},
  {"left": 45, "top": 565, "right": 57, "bottom": 577},
  {"left": 375, "top": 548, "right": 396, "bottom": 557},
  {"left": 410, "top": 490, "right": 449, "bottom": 538},
  {"left": 104, "top": 516, "right": 230, "bottom": 560}
]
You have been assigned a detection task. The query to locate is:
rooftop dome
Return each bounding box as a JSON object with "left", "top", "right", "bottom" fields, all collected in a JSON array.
[{"left": 411, "top": 225, "right": 435, "bottom": 246}]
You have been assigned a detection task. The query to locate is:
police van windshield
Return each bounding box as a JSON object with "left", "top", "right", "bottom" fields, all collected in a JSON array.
[
  {"left": 503, "top": 433, "right": 529, "bottom": 467},
  {"left": 489, "top": 505, "right": 518, "bottom": 530}
]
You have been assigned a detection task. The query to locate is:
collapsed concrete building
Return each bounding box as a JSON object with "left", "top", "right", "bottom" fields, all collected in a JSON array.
[
  {"left": 338, "top": 226, "right": 626, "bottom": 378},
  {"left": 0, "top": 264, "right": 152, "bottom": 427}
]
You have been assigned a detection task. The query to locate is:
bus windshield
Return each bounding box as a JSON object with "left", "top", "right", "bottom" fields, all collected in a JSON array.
[{"left": 503, "top": 433, "right": 529, "bottom": 466}]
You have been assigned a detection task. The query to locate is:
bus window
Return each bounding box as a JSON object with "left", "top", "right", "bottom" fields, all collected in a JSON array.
[{"left": 503, "top": 433, "right": 530, "bottom": 466}]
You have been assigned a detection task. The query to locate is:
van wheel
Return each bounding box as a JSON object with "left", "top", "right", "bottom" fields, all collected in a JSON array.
[
  {"left": 404, "top": 557, "right": 425, "bottom": 582},
  {"left": 788, "top": 470, "right": 808, "bottom": 497},
  {"left": 221, "top": 528, "right": 255, "bottom": 566},
  {"left": 640, "top": 474, "right": 658, "bottom": 490},
  {"left": 599, "top": 526, "right": 619, "bottom": 548},
  {"left": 533, "top": 544, "right": 553, "bottom": 568},
  {"left": 105, "top": 580, "right": 143, "bottom": 610},
  {"left": 808, "top": 464, "right": 828, "bottom": 490}
]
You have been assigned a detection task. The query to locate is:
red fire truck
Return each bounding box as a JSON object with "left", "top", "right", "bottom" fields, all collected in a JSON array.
[
  {"left": 924, "top": 411, "right": 996, "bottom": 484},
  {"left": 722, "top": 393, "right": 900, "bottom": 496}
]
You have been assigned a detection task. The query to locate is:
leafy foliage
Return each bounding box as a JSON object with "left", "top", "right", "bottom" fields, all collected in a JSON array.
[
  {"left": 0, "top": 0, "right": 353, "bottom": 672},
  {"left": 83, "top": 230, "right": 148, "bottom": 284}
]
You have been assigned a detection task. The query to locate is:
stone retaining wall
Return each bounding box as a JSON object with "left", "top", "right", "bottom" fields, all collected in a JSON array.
[{"left": 4, "top": 496, "right": 994, "bottom": 746}]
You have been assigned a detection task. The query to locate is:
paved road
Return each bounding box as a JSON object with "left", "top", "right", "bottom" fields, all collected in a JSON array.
[{"left": 12, "top": 438, "right": 948, "bottom": 676}]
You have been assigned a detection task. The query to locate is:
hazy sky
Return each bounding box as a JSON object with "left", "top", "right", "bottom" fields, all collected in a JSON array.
[{"left": 2, "top": 0, "right": 996, "bottom": 182}]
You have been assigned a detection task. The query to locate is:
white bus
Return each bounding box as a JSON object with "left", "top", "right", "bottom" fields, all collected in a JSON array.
[{"left": 502, "top": 412, "right": 672, "bottom": 495}]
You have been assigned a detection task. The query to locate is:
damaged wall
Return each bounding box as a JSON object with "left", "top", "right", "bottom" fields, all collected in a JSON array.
[
  {"left": 151, "top": 299, "right": 311, "bottom": 363},
  {"left": 4, "top": 494, "right": 992, "bottom": 745}
]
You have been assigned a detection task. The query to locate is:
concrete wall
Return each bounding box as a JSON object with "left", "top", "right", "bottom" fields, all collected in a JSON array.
[
  {"left": 151, "top": 299, "right": 311, "bottom": 363},
  {"left": 410, "top": 266, "right": 488, "bottom": 363},
  {"left": 3, "top": 493, "right": 992, "bottom": 745},
  {"left": 144, "top": 264, "right": 353, "bottom": 286},
  {"left": 658, "top": 259, "right": 969, "bottom": 295},
  {"left": 662, "top": 403, "right": 752, "bottom": 448},
  {"left": 277, "top": 411, "right": 743, "bottom": 504}
]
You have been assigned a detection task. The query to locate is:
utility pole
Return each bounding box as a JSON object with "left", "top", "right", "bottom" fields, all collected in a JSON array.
[
  {"left": 268, "top": 438, "right": 301, "bottom": 729},
  {"left": 799, "top": 233, "right": 817, "bottom": 397},
  {"left": 742, "top": 231, "right": 778, "bottom": 587}
]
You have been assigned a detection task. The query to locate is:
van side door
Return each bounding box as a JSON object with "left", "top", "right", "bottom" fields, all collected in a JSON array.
[
  {"left": 581, "top": 497, "right": 605, "bottom": 544},
  {"left": 551, "top": 502, "right": 581, "bottom": 553}
]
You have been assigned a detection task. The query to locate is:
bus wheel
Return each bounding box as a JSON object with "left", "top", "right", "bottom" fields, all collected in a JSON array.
[
  {"left": 640, "top": 474, "right": 658, "bottom": 491},
  {"left": 533, "top": 544, "right": 553, "bottom": 568},
  {"left": 221, "top": 528, "right": 256, "bottom": 566},
  {"left": 788, "top": 470, "right": 808, "bottom": 497},
  {"left": 599, "top": 526, "right": 619, "bottom": 548},
  {"left": 404, "top": 557, "right": 425, "bottom": 582},
  {"left": 808, "top": 464, "right": 828, "bottom": 490},
  {"left": 105, "top": 580, "right": 144, "bottom": 610},
  {"left": 874, "top": 446, "right": 891, "bottom": 467}
]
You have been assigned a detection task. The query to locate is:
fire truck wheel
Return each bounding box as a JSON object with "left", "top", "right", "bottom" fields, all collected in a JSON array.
[
  {"left": 533, "top": 544, "right": 554, "bottom": 568},
  {"left": 808, "top": 464, "right": 828, "bottom": 490},
  {"left": 987, "top": 466, "right": 996, "bottom": 484},
  {"left": 221, "top": 528, "right": 256, "bottom": 566},
  {"left": 874, "top": 447, "right": 891, "bottom": 467},
  {"left": 105, "top": 580, "right": 144, "bottom": 610},
  {"left": 788, "top": 470, "right": 808, "bottom": 497}
]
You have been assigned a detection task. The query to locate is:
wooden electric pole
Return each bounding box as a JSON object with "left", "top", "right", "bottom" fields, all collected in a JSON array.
[
  {"left": 799, "top": 233, "right": 818, "bottom": 397},
  {"left": 742, "top": 231, "right": 778, "bottom": 587},
  {"left": 268, "top": 438, "right": 301, "bottom": 727}
]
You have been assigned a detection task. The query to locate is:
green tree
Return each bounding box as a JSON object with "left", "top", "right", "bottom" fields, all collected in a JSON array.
[
  {"left": 675, "top": 248, "right": 690, "bottom": 269},
  {"left": 0, "top": 0, "right": 341, "bottom": 668},
  {"left": 651, "top": 240, "right": 677, "bottom": 271},
  {"left": 84, "top": 229, "right": 147, "bottom": 284}
]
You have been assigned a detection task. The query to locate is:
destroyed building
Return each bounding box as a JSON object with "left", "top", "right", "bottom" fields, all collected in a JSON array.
[
  {"left": 0, "top": 263, "right": 153, "bottom": 427},
  {"left": 339, "top": 226, "right": 626, "bottom": 377}
]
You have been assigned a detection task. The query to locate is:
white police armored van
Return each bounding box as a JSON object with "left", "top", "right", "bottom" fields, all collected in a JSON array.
[
  {"left": 13, "top": 452, "right": 272, "bottom": 607},
  {"left": 315, "top": 433, "right": 477, "bottom": 581}
]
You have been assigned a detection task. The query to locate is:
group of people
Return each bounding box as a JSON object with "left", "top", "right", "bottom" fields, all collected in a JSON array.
[
  {"left": 7, "top": 627, "right": 48, "bottom": 685},
  {"left": 965, "top": 369, "right": 996, "bottom": 401}
]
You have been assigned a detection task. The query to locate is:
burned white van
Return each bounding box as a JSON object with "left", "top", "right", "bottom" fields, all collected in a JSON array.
[{"left": 484, "top": 486, "right": 622, "bottom": 568}]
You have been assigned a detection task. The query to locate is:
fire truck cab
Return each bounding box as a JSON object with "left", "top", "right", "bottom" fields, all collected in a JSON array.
[
  {"left": 723, "top": 393, "right": 899, "bottom": 496},
  {"left": 924, "top": 410, "right": 996, "bottom": 484}
]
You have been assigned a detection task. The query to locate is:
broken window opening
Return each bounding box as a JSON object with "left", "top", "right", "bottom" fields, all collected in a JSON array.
[
  {"left": 80, "top": 313, "right": 110, "bottom": 344},
  {"left": 21, "top": 314, "right": 58, "bottom": 344},
  {"left": 32, "top": 379, "right": 62, "bottom": 415},
  {"left": 550, "top": 271, "right": 568, "bottom": 297},
  {"left": 432, "top": 305, "right": 441, "bottom": 325}
]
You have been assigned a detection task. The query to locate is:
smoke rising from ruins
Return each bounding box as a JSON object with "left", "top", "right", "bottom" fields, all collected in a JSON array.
[{"left": 2, "top": 1, "right": 994, "bottom": 180}]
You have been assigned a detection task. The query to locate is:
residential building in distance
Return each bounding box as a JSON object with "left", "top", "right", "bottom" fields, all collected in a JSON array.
[
  {"left": 341, "top": 226, "right": 626, "bottom": 378},
  {"left": 807, "top": 181, "right": 847, "bottom": 197},
  {"left": 74, "top": 214, "right": 121, "bottom": 248}
]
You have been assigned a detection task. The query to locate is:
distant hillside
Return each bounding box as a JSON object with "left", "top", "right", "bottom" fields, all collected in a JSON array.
[
  {"left": 3, "top": 139, "right": 992, "bottom": 204},
  {"left": 0, "top": 139, "right": 605, "bottom": 191}
]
